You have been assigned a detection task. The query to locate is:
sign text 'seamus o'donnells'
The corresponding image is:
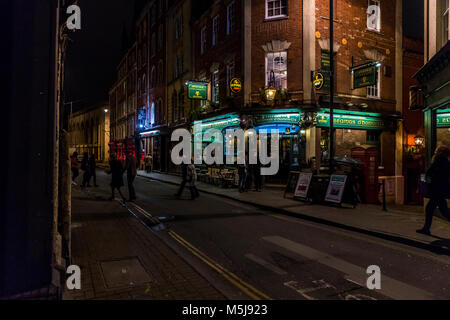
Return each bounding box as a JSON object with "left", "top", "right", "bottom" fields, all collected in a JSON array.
[{"left": 171, "top": 123, "right": 280, "bottom": 176}]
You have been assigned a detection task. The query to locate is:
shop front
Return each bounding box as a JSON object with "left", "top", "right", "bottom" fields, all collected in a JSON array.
[
  {"left": 249, "top": 109, "right": 305, "bottom": 183},
  {"left": 140, "top": 127, "right": 169, "bottom": 172},
  {"left": 314, "top": 109, "right": 398, "bottom": 204}
]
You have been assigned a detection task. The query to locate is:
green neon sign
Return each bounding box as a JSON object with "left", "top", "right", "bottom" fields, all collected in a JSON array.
[
  {"left": 187, "top": 81, "right": 208, "bottom": 100},
  {"left": 254, "top": 113, "right": 300, "bottom": 125},
  {"left": 316, "top": 112, "right": 386, "bottom": 130},
  {"left": 437, "top": 112, "right": 450, "bottom": 128}
]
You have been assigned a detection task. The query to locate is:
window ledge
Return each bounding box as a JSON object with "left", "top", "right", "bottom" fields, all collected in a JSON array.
[
  {"left": 264, "top": 16, "right": 289, "bottom": 22},
  {"left": 366, "top": 28, "right": 383, "bottom": 36}
]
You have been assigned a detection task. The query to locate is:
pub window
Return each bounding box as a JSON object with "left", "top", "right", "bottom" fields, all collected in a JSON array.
[
  {"left": 226, "top": 60, "right": 235, "bottom": 94},
  {"left": 200, "top": 26, "right": 207, "bottom": 54},
  {"left": 212, "top": 16, "right": 219, "bottom": 46},
  {"left": 266, "top": 0, "right": 288, "bottom": 19},
  {"left": 265, "top": 51, "right": 287, "bottom": 89},
  {"left": 226, "top": 2, "right": 235, "bottom": 35},
  {"left": 367, "top": 65, "right": 381, "bottom": 99},
  {"left": 367, "top": 0, "right": 381, "bottom": 32}
]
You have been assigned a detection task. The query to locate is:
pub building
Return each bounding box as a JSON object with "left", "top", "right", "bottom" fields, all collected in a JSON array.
[{"left": 191, "top": 108, "right": 305, "bottom": 184}]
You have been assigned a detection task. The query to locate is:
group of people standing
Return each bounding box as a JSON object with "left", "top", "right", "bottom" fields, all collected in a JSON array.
[
  {"left": 108, "top": 152, "right": 137, "bottom": 202},
  {"left": 71, "top": 152, "right": 98, "bottom": 188},
  {"left": 238, "top": 158, "right": 262, "bottom": 193}
]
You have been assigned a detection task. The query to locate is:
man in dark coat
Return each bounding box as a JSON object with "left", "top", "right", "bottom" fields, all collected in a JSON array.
[
  {"left": 417, "top": 145, "right": 450, "bottom": 235},
  {"left": 175, "top": 163, "right": 188, "bottom": 198},
  {"left": 126, "top": 152, "right": 137, "bottom": 202},
  {"left": 108, "top": 154, "right": 126, "bottom": 202},
  {"left": 89, "top": 154, "right": 99, "bottom": 187}
]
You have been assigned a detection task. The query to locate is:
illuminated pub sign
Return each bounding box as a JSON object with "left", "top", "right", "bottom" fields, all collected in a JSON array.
[
  {"left": 352, "top": 63, "right": 377, "bottom": 89},
  {"left": 254, "top": 112, "right": 301, "bottom": 126},
  {"left": 229, "top": 78, "right": 242, "bottom": 94},
  {"left": 437, "top": 109, "right": 450, "bottom": 128},
  {"left": 187, "top": 81, "right": 208, "bottom": 100},
  {"left": 316, "top": 111, "right": 386, "bottom": 130}
]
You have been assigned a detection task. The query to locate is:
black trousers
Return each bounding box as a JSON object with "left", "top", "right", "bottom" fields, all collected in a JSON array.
[
  {"left": 90, "top": 170, "right": 97, "bottom": 185},
  {"left": 82, "top": 170, "right": 91, "bottom": 186},
  {"left": 176, "top": 179, "right": 187, "bottom": 196},
  {"left": 127, "top": 174, "right": 136, "bottom": 200},
  {"left": 71, "top": 168, "right": 79, "bottom": 181},
  {"left": 424, "top": 197, "right": 450, "bottom": 230},
  {"left": 189, "top": 186, "right": 199, "bottom": 199}
]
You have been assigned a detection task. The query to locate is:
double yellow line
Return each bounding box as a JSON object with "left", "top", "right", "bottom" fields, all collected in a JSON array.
[{"left": 168, "top": 230, "right": 271, "bottom": 300}]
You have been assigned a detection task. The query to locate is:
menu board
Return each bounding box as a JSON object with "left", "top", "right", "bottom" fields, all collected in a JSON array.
[
  {"left": 294, "top": 173, "right": 313, "bottom": 199},
  {"left": 284, "top": 171, "right": 301, "bottom": 198},
  {"left": 325, "top": 175, "right": 348, "bottom": 203}
]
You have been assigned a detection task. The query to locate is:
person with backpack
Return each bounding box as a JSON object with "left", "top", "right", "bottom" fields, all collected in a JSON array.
[{"left": 417, "top": 145, "right": 450, "bottom": 235}]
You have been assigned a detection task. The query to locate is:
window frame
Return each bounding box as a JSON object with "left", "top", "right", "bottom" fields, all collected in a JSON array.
[
  {"left": 367, "top": 0, "right": 381, "bottom": 32},
  {"left": 212, "top": 15, "right": 219, "bottom": 46},
  {"left": 200, "top": 26, "right": 207, "bottom": 54},
  {"left": 212, "top": 71, "right": 220, "bottom": 103},
  {"left": 226, "top": 2, "right": 235, "bottom": 35},
  {"left": 265, "top": 0, "right": 288, "bottom": 20},
  {"left": 265, "top": 51, "right": 288, "bottom": 90}
]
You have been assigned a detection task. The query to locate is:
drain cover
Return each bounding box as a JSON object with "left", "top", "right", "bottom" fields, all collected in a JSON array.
[{"left": 100, "top": 258, "right": 151, "bottom": 288}]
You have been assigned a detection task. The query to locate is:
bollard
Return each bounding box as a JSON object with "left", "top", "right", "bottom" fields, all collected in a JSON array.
[{"left": 381, "top": 179, "right": 387, "bottom": 211}]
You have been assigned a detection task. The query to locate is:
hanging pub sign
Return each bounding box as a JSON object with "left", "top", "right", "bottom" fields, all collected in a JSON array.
[
  {"left": 313, "top": 72, "right": 325, "bottom": 90},
  {"left": 229, "top": 78, "right": 243, "bottom": 94},
  {"left": 187, "top": 81, "right": 208, "bottom": 100},
  {"left": 352, "top": 63, "right": 377, "bottom": 89}
]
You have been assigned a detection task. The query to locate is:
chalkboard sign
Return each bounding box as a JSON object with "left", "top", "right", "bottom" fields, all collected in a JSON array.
[{"left": 284, "top": 171, "right": 301, "bottom": 198}]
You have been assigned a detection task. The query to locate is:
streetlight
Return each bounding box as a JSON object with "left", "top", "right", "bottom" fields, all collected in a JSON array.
[
  {"left": 329, "top": 0, "right": 335, "bottom": 174},
  {"left": 265, "top": 70, "right": 277, "bottom": 101}
]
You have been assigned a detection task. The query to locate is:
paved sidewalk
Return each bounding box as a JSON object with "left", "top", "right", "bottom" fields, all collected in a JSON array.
[
  {"left": 64, "top": 187, "right": 224, "bottom": 300},
  {"left": 138, "top": 170, "right": 450, "bottom": 250}
]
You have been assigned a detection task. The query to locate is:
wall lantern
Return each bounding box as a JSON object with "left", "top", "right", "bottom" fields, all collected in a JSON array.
[
  {"left": 414, "top": 135, "right": 425, "bottom": 147},
  {"left": 265, "top": 70, "right": 277, "bottom": 101}
]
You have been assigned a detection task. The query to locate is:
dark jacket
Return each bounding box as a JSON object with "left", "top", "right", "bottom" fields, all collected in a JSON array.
[
  {"left": 110, "top": 160, "right": 125, "bottom": 188},
  {"left": 426, "top": 156, "right": 450, "bottom": 198}
]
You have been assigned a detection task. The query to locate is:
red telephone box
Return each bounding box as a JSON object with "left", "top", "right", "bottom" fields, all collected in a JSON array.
[{"left": 351, "top": 147, "right": 379, "bottom": 204}]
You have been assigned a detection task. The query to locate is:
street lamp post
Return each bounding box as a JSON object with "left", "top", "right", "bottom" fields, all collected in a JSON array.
[{"left": 329, "top": 0, "right": 335, "bottom": 174}]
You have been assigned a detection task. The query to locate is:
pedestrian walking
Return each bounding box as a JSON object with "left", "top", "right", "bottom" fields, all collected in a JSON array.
[
  {"left": 145, "top": 154, "right": 153, "bottom": 173},
  {"left": 187, "top": 164, "right": 199, "bottom": 200},
  {"left": 71, "top": 151, "right": 80, "bottom": 185},
  {"left": 252, "top": 158, "right": 262, "bottom": 192},
  {"left": 89, "top": 154, "right": 99, "bottom": 187},
  {"left": 238, "top": 159, "right": 248, "bottom": 193},
  {"left": 417, "top": 145, "right": 450, "bottom": 235},
  {"left": 108, "top": 154, "right": 126, "bottom": 202},
  {"left": 175, "top": 163, "right": 188, "bottom": 198},
  {"left": 81, "top": 152, "right": 91, "bottom": 187},
  {"left": 126, "top": 152, "right": 137, "bottom": 202}
]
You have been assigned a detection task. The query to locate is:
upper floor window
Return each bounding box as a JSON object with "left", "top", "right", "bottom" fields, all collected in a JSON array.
[
  {"left": 212, "top": 16, "right": 219, "bottom": 46},
  {"left": 367, "top": 0, "right": 381, "bottom": 32},
  {"left": 226, "top": 60, "right": 235, "bottom": 94},
  {"left": 265, "top": 51, "right": 287, "bottom": 89},
  {"left": 227, "top": 2, "right": 235, "bottom": 35},
  {"left": 172, "top": 91, "right": 178, "bottom": 121},
  {"left": 200, "top": 26, "right": 207, "bottom": 54},
  {"left": 367, "top": 65, "right": 381, "bottom": 99},
  {"left": 157, "top": 60, "right": 164, "bottom": 85},
  {"left": 266, "top": 0, "right": 287, "bottom": 19},
  {"left": 175, "top": 14, "right": 184, "bottom": 40}
]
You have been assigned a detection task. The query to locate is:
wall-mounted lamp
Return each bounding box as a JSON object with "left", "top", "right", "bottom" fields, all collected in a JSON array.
[{"left": 265, "top": 70, "right": 277, "bottom": 101}]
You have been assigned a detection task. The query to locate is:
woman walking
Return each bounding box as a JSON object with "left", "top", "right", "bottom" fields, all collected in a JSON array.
[
  {"left": 417, "top": 145, "right": 450, "bottom": 235},
  {"left": 187, "top": 164, "right": 199, "bottom": 200}
]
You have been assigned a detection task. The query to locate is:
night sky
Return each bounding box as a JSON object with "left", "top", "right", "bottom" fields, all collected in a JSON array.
[
  {"left": 65, "top": 0, "right": 423, "bottom": 112},
  {"left": 65, "top": 0, "right": 136, "bottom": 111}
]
